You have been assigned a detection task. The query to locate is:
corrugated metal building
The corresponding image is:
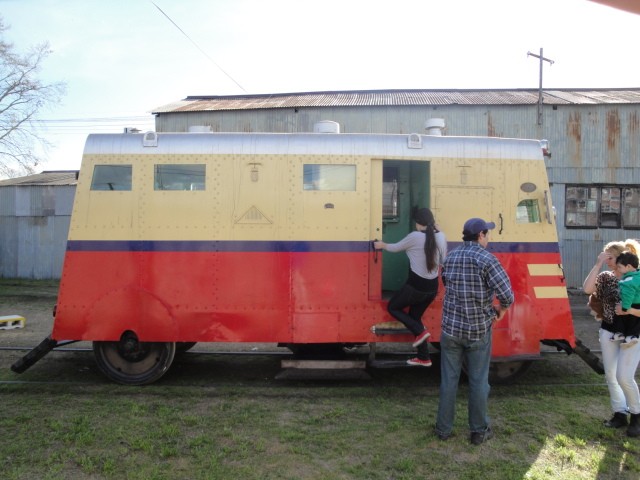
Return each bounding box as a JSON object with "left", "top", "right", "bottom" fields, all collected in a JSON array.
[
  {"left": 153, "top": 88, "right": 640, "bottom": 288},
  {"left": 0, "top": 171, "right": 77, "bottom": 279},
  {"left": 3, "top": 89, "right": 637, "bottom": 284}
]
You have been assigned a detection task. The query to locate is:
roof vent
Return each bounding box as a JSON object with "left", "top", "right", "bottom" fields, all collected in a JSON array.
[
  {"left": 425, "top": 118, "right": 445, "bottom": 136},
  {"left": 314, "top": 120, "right": 340, "bottom": 134},
  {"left": 408, "top": 133, "right": 422, "bottom": 149},
  {"left": 188, "top": 125, "right": 213, "bottom": 133},
  {"left": 143, "top": 131, "right": 158, "bottom": 147}
]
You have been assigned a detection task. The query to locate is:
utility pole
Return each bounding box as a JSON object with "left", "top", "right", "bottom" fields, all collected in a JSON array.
[{"left": 527, "top": 48, "right": 554, "bottom": 125}]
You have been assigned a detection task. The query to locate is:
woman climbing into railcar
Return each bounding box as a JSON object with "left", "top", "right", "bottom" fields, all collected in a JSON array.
[{"left": 374, "top": 208, "right": 447, "bottom": 367}]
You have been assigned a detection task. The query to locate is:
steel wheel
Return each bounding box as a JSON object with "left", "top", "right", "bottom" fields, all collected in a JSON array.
[
  {"left": 461, "top": 359, "right": 533, "bottom": 385},
  {"left": 93, "top": 331, "right": 176, "bottom": 385},
  {"left": 488, "top": 360, "right": 533, "bottom": 385}
]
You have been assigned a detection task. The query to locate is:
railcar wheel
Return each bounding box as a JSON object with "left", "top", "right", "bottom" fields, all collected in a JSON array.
[
  {"left": 461, "top": 359, "right": 533, "bottom": 385},
  {"left": 488, "top": 360, "right": 533, "bottom": 385},
  {"left": 93, "top": 331, "right": 176, "bottom": 385}
]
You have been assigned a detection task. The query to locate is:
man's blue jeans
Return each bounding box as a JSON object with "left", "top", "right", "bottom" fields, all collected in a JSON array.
[{"left": 436, "top": 330, "right": 492, "bottom": 436}]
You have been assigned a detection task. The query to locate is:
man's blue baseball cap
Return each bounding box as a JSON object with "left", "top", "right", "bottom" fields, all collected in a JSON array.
[{"left": 463, "top": 218, "right": 495, "bottom": 235}]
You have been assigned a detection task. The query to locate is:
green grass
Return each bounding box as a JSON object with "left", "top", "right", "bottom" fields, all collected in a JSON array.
[
  {"left": 0, "top": 278, "right": 59, "bottom": 298},
  {"left": 1, "top": 279, "right": 639, "bottom": 479},
  {"left": 1, "top": 379, "right": 639, "bottom": 480}
]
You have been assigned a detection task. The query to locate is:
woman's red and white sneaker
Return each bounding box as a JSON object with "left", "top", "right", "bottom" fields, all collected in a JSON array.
[
  {"left": 407, "top": 357, "right": 432, "bottom": 367},
  {"left": 412, "top": 330, "right": 431, "bottom": 347}
]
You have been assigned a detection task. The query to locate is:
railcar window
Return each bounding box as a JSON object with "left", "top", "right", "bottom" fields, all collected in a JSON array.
[
  {"left": 516, "top": 199, "right": 541, "bottom": 223},
  {"left": 383, "top": 167, "right": 399, "bottom": 218},
  {"left": 303, "top": 164, "right": 356, "bottom": 191},
  {"left": 154, "top": 164, "right": 205, "bottom": 191},
  {"left": 90, "top": 165, "right": 132, "bottom": 191}
]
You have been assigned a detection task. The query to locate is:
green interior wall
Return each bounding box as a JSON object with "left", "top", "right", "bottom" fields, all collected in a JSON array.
[{"left": 381, "top": 160, "right": 430, "bottom": 291}]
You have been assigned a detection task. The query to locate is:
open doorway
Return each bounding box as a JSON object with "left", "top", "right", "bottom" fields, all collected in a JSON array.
[{"left": 380, "top": 160, "right": 430, "bottom": 295}]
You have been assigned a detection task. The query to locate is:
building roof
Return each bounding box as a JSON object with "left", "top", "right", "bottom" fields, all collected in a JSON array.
[
  {"left": 0, "top": 170, "right": 78, "bottom": 186},
  {"left": 151, "top": 88, "right": 640, "bottom": 114}
]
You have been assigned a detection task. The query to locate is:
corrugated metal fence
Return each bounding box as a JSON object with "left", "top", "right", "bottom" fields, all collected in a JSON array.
[{"left": 0, "top": 185, "right": 74, "bottom": 279}]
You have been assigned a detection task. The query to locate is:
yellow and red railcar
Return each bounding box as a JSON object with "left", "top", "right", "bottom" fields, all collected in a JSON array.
[{"left": 14, "top": 129, "right": 577, "bottom": 384}]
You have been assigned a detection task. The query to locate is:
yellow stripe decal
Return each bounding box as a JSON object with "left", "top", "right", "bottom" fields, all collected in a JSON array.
[
  {"left": 533, "top": 286, "right": 568, "bottom": 299},
  {"left": 528, "top": 264, "right": 563, "bottom": 276}
]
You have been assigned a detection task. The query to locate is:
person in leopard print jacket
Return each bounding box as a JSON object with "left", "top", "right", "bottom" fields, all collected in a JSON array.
[{"left": 583, "top": 239, "right": 640, "bottom": 437}]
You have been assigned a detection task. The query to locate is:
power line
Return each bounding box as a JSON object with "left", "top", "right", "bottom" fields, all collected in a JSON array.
[
  {"left": 33, "top": 116, "right": 155, "bottom": 135},
  {"left": 150, "top": 1, "right": 247, "bottom": 93},
  {"left": 36, "top": 116, "right": 154, "bottom": 123}
]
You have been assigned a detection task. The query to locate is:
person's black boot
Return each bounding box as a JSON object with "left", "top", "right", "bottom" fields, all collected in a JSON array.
[
  {"left": 627, "top": 413, "right": 640, "bottom": 437},
  {"left": 604, "top": 412, "right": 628, "bottom": 428}
]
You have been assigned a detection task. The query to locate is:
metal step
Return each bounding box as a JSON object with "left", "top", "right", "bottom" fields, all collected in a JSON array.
[
  {"left": 276, "top": 359, "right": 371, "bottom": 380},
  {"left": 370, "top": 321, "right": 411, "bottom": 336},
  {"left": 368, "top": 359, "right": 416, "bottom": 369}
]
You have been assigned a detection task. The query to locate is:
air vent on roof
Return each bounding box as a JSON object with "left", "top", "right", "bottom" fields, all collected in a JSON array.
[
  {"left": 425, "top": 118, "right": 445, "bottom": 136},
  {"left": 314, "top": 120, "right": 340, "bottom": 134},
  {"left": 188, "top": 125, "right": 213, "bottom": 133},
  {"left": 408, "top": 133, "right": 422, "bottom": 149},
  {"left": 143, "top": 131, "right": 158, "bottom": 147}
]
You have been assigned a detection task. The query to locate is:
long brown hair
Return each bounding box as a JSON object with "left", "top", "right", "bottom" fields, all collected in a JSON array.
[{"left": 414, "top": 208, "right": 439, "bottom": 271}]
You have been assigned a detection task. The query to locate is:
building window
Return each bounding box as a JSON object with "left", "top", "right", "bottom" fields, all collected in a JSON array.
[
  {"left": 154, "top": 164, "right": 205, "bottom": 191},
  {"left": 600, "top": 187, "right": 621, "bottom": 228},
  {"left": 623, "top": 188, "right": 640, "bottom": 228},
  {"left": 303, "top": 164, "right": 356, "bottom": 191},
  {"left": 565, "top": 186, "right": 597, "bottom": 227},
  {"left": 565, "top": 185, "right": 640, "bottom": 229},
  {"left": 90, "top": 165, "right": 132, "bottom": 191}
]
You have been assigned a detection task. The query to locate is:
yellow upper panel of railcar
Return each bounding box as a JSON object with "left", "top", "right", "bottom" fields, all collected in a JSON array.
[{"left": 70, "top": 132, "right": 556, "bottom": 243}]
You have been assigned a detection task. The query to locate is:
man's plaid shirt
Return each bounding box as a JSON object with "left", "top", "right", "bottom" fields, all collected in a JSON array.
[{"left": 441, "top": 241, "right": 514, "bottom": 341}]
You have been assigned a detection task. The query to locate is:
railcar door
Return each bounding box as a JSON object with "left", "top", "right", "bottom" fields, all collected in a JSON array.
[{"left": 378, "top": 160, "right": 430, "bottom": 296}]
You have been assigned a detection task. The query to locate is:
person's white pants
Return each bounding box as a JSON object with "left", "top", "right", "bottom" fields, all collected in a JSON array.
[{"left": 599, "top": 328, "right": 640, "bottom": 415}]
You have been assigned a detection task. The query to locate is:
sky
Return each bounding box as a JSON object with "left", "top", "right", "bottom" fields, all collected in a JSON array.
[{"left": 1, "top": 0, "right": 639, "bottom": 174}]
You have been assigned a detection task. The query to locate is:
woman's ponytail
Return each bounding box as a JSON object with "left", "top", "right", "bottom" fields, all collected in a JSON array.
[{"left": 414, "top": 208, "right": 439, "bottom": 272}]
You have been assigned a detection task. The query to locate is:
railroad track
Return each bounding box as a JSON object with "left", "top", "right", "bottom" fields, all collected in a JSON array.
[{"left": 0, "top": 344, "right": 609, "bottom": 389}]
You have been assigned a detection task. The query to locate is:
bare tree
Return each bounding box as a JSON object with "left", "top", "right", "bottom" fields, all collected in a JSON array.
[{"left": 0, "top": 18, "right": 65, "bottom": 178}]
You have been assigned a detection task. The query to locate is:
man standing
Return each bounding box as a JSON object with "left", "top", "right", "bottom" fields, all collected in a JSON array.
[{"left": 435, "top": 218, "right": 514, "bottom": 445}]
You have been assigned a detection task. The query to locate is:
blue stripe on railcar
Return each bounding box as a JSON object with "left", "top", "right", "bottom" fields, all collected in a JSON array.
[{"left": 66, "top": 240, "right": 559, "bottom": 254}]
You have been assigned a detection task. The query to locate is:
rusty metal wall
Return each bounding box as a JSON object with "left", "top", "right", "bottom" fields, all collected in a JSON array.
[{"left": 0, "top": 185, "right": 75, "bottom": 279}]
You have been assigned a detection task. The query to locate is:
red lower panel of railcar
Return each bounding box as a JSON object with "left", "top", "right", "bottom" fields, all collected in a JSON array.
[
  {"left": 53, "top": 251, "right": 388, "bottom": 343},
  {"left": 51, "top": 250, "right": 576, "bottom": 357}
]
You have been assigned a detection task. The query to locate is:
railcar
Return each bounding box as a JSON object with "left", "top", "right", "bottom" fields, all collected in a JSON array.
[{"left": 13, "top": 125, "right": 580, "bottom": 384}]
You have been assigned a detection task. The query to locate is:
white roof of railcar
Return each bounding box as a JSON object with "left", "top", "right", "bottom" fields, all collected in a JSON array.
[{"left": 83, "top": 132, "right": 545, "bottom": 161}]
